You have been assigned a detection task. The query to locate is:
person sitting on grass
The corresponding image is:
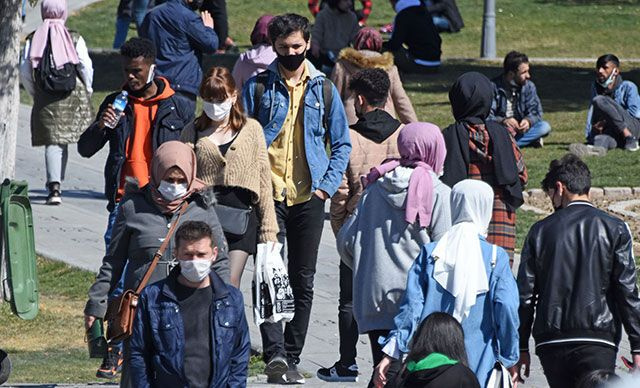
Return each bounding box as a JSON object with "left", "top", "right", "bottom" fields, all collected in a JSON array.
[
  {"left": 310, "top": 0, "right": 360, "bottom": 75},
  {"left": 489, "top": 51, "right": 551, "bottom": 148},
  {"left": 570, "top": 54, "right": 640, "bottom": 157}
]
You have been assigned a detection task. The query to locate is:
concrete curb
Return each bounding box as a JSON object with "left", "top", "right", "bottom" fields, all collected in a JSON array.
[{"left": 525, "top": 187, "right": 640, "bottom": 201}]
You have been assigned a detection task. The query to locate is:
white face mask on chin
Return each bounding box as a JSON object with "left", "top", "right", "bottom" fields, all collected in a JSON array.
[
  {"left": 179, "top": 258, "right": 213, "bottom": 283},
  {"left": 202, "top": 99, "right": 233, "bottom": 121},
  {"left": 157, "top": 180, "right": 188, "bottom": 201}
]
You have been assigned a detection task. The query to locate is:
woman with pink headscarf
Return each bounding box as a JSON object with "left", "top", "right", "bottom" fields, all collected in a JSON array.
[
  {"left": 231, "top": 15, "right": 277, "bottom": 89},
  {"left": 330, "top": 27, "right": 417, "bottom": 125},
  {"left": 337, "top": 122, "right": 452, "bottom": 386},
  {"left": 20, "top": 0, "right": 93, "bottom": 205}
]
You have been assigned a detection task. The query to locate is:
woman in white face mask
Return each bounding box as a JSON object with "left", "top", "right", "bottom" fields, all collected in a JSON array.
[
  {"left": 84, "top": 140, "right": 231, "bottom": 387},
  {"left": 181, "top": 66, "right": 278, "bottom": 288}
]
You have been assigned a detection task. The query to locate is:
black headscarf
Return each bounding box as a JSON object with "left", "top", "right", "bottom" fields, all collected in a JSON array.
[
  {"left": 448, "top": 72, "right": 493, "bottom": 125},
  {"left": 441, "top": 72, "right": 524, "bottom": 210}
]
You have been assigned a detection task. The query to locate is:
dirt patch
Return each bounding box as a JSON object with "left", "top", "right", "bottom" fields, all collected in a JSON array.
[{"left": 525, "top": 195, "right": 640, "bottom": 253}]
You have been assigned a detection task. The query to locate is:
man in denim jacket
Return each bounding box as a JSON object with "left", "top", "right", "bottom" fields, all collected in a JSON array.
[
  {"left": 489, "top": 51, "right": 551, "bottom": 148},
  {"left": 130, "top": 221, "right": 250, "bottom": 388},
  {"left": 243, "top": 13, "right": 351, "bottom": 384},
  {"left": 579, "top": 54, "right": 640, "bottom": 154}
]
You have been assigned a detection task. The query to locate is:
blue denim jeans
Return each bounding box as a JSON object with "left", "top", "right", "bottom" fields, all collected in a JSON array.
[
  {"left": 515, "top": 120, "right": 551, "bottom": 147},
  {"left": 432, "top": 15, "right": 451, "bottom": 31},
  {"left": 112, "top": 0, "right": 150, "bottom": 49}
]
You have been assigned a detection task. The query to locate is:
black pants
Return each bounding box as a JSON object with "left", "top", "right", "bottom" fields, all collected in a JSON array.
[
  {"left": 367, "top": 330, "right": 403, "bottom": 388},
  {"left": 338, "top": 260, "right": 359, "bottom": 366},
  {"left": 201, "top": 0, "right": 228, "bottom": 45},
  {"left": 537, "top": 343, "right": 616, "bottom": 388},
  {"left": 590, "top": 94, "right": 640, "bottom": 147},
  {"left": 260, "top": 197, "right": 326, "bottom": 365},
  {"left": 393, "top": 47, "right": 439, "bottom": 75}
]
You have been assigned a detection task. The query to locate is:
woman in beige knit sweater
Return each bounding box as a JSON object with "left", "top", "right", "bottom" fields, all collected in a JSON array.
[{"left": 181, "top": 66, "right": 278, "bottom": 287}]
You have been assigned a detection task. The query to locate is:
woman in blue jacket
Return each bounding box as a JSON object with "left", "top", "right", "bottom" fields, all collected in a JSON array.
[{"left": 373, "top": 179, "right": 520, "bottom": 388}]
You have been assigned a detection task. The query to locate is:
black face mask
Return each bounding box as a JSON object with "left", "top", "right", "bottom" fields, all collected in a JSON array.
[
  {"left": 277, "top": 51, "right": 306, "bottom": 72},
  {"left": 189, "top": 0, "right": 204, "bottom": 11}
]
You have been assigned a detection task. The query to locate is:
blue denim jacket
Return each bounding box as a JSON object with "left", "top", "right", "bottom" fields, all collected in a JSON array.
[
  {"left": 489, "top": 76, "right": 543, "bottom": 126},
  {"left": 585, "top": 80, "right": 640, "bottom": 138},
  {"left": 242, "top": 60, "right": 351, "bottom": 197},
  {"left": 381, "top": 238, "right": 520, "bottom": 387},
  {"left": 129, "top": 269, "right": 250, "bottom": 388}
]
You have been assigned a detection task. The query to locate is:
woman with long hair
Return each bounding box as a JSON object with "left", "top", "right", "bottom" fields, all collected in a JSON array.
[
  {"left": 181, "top": 66, "right": 278, "bottom": 287},
  {"left": 84, "top": 141, "right": 230, "bottom": 387},
  {"left": 388, "top": 312, "right": 480, "bottom": 388},
  {"left": 374, "top": 180, "right": 520, "bottom": 388}
]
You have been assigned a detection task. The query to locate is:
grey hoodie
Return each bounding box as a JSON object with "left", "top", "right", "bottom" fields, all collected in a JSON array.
[{"left": 338, "top": 167, "right": 451, "bottom": 333}]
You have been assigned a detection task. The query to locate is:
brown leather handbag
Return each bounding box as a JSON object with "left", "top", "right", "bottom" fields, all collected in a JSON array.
[{"left": 105, "top": 203, "right": 188, "bottom": 342}]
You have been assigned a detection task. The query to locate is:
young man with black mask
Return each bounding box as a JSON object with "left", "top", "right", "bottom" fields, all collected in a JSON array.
[
  {"left": 243, "top": 13, "right": 351, "bottom": 385},
  {"left": 140, "top": 0, "right": 218, "bottom": 116},
  {"left": 515, "top": 153, "right": 640, "bottom": 388},
  {"left": 318, "top": 68, "right": 401, "bottom": 383},
  {"left": 78, "top": 38, "right": 191, "bottom": 379},
  {"left": 570, "top": 54, "right": 640, "bottom": 156}
]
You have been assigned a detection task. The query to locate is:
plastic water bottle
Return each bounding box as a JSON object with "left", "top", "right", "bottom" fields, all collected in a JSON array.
[{"left": 105, "top": 90, "right": 128, "bottom": 128}]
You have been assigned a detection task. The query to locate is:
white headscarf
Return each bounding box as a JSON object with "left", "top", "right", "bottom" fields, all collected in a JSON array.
[{"left": 432, "top": 179, "right": 494, "bottom": 322}]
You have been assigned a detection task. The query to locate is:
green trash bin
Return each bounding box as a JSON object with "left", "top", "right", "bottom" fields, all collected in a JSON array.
[{"left": 0, "top": 179, "right": 39, "bottom": 321}]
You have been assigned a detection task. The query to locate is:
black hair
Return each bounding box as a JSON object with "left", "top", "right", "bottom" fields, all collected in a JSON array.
[
  {"left": 268, "top": 13, "right": 311, "bottom": 43},
  {"left": 597, "top": 54, "right": 620, "bottom": 69},
  {"left": 326, "top": 0, "right": 340, "bottom": 7},
  {"left": 541, "top": 153, "right": 591, "bottom": 195},
  {"left": 175, "top": 221, "right": 214, "bottom": 249},
  {"left": 503, "top": 51, "right": 529, "bottom": 74},
  {"left": 575, "top": 370, "right": 620, "bottom": 388},
  {"left": 406, "top": 312, "right": 469, "bottom": 367},
  {"left": 120, "top": 37, "right": 156, "bottom": 62},
  {"left": 348, "top": 68, "right": 390, "bottom": 108}
]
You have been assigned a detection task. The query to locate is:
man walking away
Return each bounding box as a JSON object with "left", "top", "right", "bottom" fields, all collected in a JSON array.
[
  {"left": 318, "top": 68, "right": 402, "bottom": 383},
  {"left": 570, "top": 54, "right": 640, "bottom": 157},
  {"left": 243, "top": 13, "right": 351, "bottom": 384},
  {"left": 489, "top": 51, "right": 551, "bottom": 148},
  {"left": 515, "top": 154, "right": 640, "bottom": 388},
  {"left": 129, "top": 221, "right": 250, "bottom": 387},
  {"left": 140, "top": 0, "right": 218, "bottom": 116}
]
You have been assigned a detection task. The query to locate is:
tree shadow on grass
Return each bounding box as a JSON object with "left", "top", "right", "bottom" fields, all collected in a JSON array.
[{"left": 399, "top": 61, "right": 640, "bottom": 114}]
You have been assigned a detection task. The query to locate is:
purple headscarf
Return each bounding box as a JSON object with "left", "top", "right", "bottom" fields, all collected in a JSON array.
[
  {"left": 30, "top": 0, "right": 79, "bottom": 69},
  {"left": 250, "top": 15, "right": 274, "bottom": 46},
  {"left": 364, "top": 122, "right": 447, "bottom": 228}
]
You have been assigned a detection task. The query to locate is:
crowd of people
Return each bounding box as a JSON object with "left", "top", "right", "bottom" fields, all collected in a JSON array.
[{"left": 18, "top": 0, "right": 640, "bottom": 387}]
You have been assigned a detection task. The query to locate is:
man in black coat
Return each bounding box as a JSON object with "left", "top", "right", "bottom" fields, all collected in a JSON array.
[{"left": 515, "top": 154, "right": 640, "bottom": 388}]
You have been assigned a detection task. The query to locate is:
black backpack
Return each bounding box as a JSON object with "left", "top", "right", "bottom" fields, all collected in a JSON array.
[{"left": 34, "top": 36, "right": 77, "bottom": 94}]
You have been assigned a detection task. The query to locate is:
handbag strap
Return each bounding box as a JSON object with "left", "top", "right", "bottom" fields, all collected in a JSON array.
[{"left": 134, "top": 202, "right": 188, "bottom": 294}]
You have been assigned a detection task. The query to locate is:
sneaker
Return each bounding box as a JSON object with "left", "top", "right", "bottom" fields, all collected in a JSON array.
[
  {"left": 96, "top": 346, "right": 123, "bottom": 379},
  {"left": 46, "top": 182, "right": 62, "bottom": 205},
  {"left": 568, "top": 143, "right": 607, "bottom": 157},
  {"left": 264, "top": 355, "right": 288, "bottom": 384},
  {"left": 317, "top": 361, "right": 359, "bottom": 382},
  {"left": 625, "top": 136, "right": 639, "bottom": 151},
  {"left": 285, "top": 363, "right": 306, "bottom": 384},
  {"left": 531, "top": 137, "right": 544, "bottom": 148}
]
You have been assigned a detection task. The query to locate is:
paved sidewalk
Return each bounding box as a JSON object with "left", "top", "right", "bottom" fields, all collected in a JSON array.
[{"left": 14, "top": 103, "right": 558, "bottom": 387}]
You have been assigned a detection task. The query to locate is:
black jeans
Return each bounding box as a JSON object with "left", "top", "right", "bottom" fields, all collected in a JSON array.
[
  {"left": 590, "top": 94, "right": 640, "bottom": 147},
  {"left": 367, "top": 330, "right": 403, "bottom": 388},
  {"left": 338, "top": 260, "right": 359, "bottom": 366},
  {"left": 260, "top": 196, "right": 326, "bottom": 365},
  {"left": 537, "top": 343, "right": 616, "bottom": 388}
]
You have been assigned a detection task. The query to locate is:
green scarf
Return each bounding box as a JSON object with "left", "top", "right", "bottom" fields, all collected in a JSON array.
[{"left": 406, "top": 353, "right": 459, "bottom": 373}]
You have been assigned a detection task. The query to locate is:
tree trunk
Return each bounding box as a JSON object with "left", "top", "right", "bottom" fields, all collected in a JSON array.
[{"left": 0, "top": 0, "right": 22, "bottom": 181}]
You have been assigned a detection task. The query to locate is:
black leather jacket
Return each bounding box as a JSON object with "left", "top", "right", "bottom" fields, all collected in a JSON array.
[{"left": 517, "top": 201, "right": 640, "bottom": 353}]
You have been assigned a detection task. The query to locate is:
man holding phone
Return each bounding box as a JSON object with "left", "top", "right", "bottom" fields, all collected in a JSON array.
[{"left": 515, "top": 154, "right": 640, "bottom": 388}]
